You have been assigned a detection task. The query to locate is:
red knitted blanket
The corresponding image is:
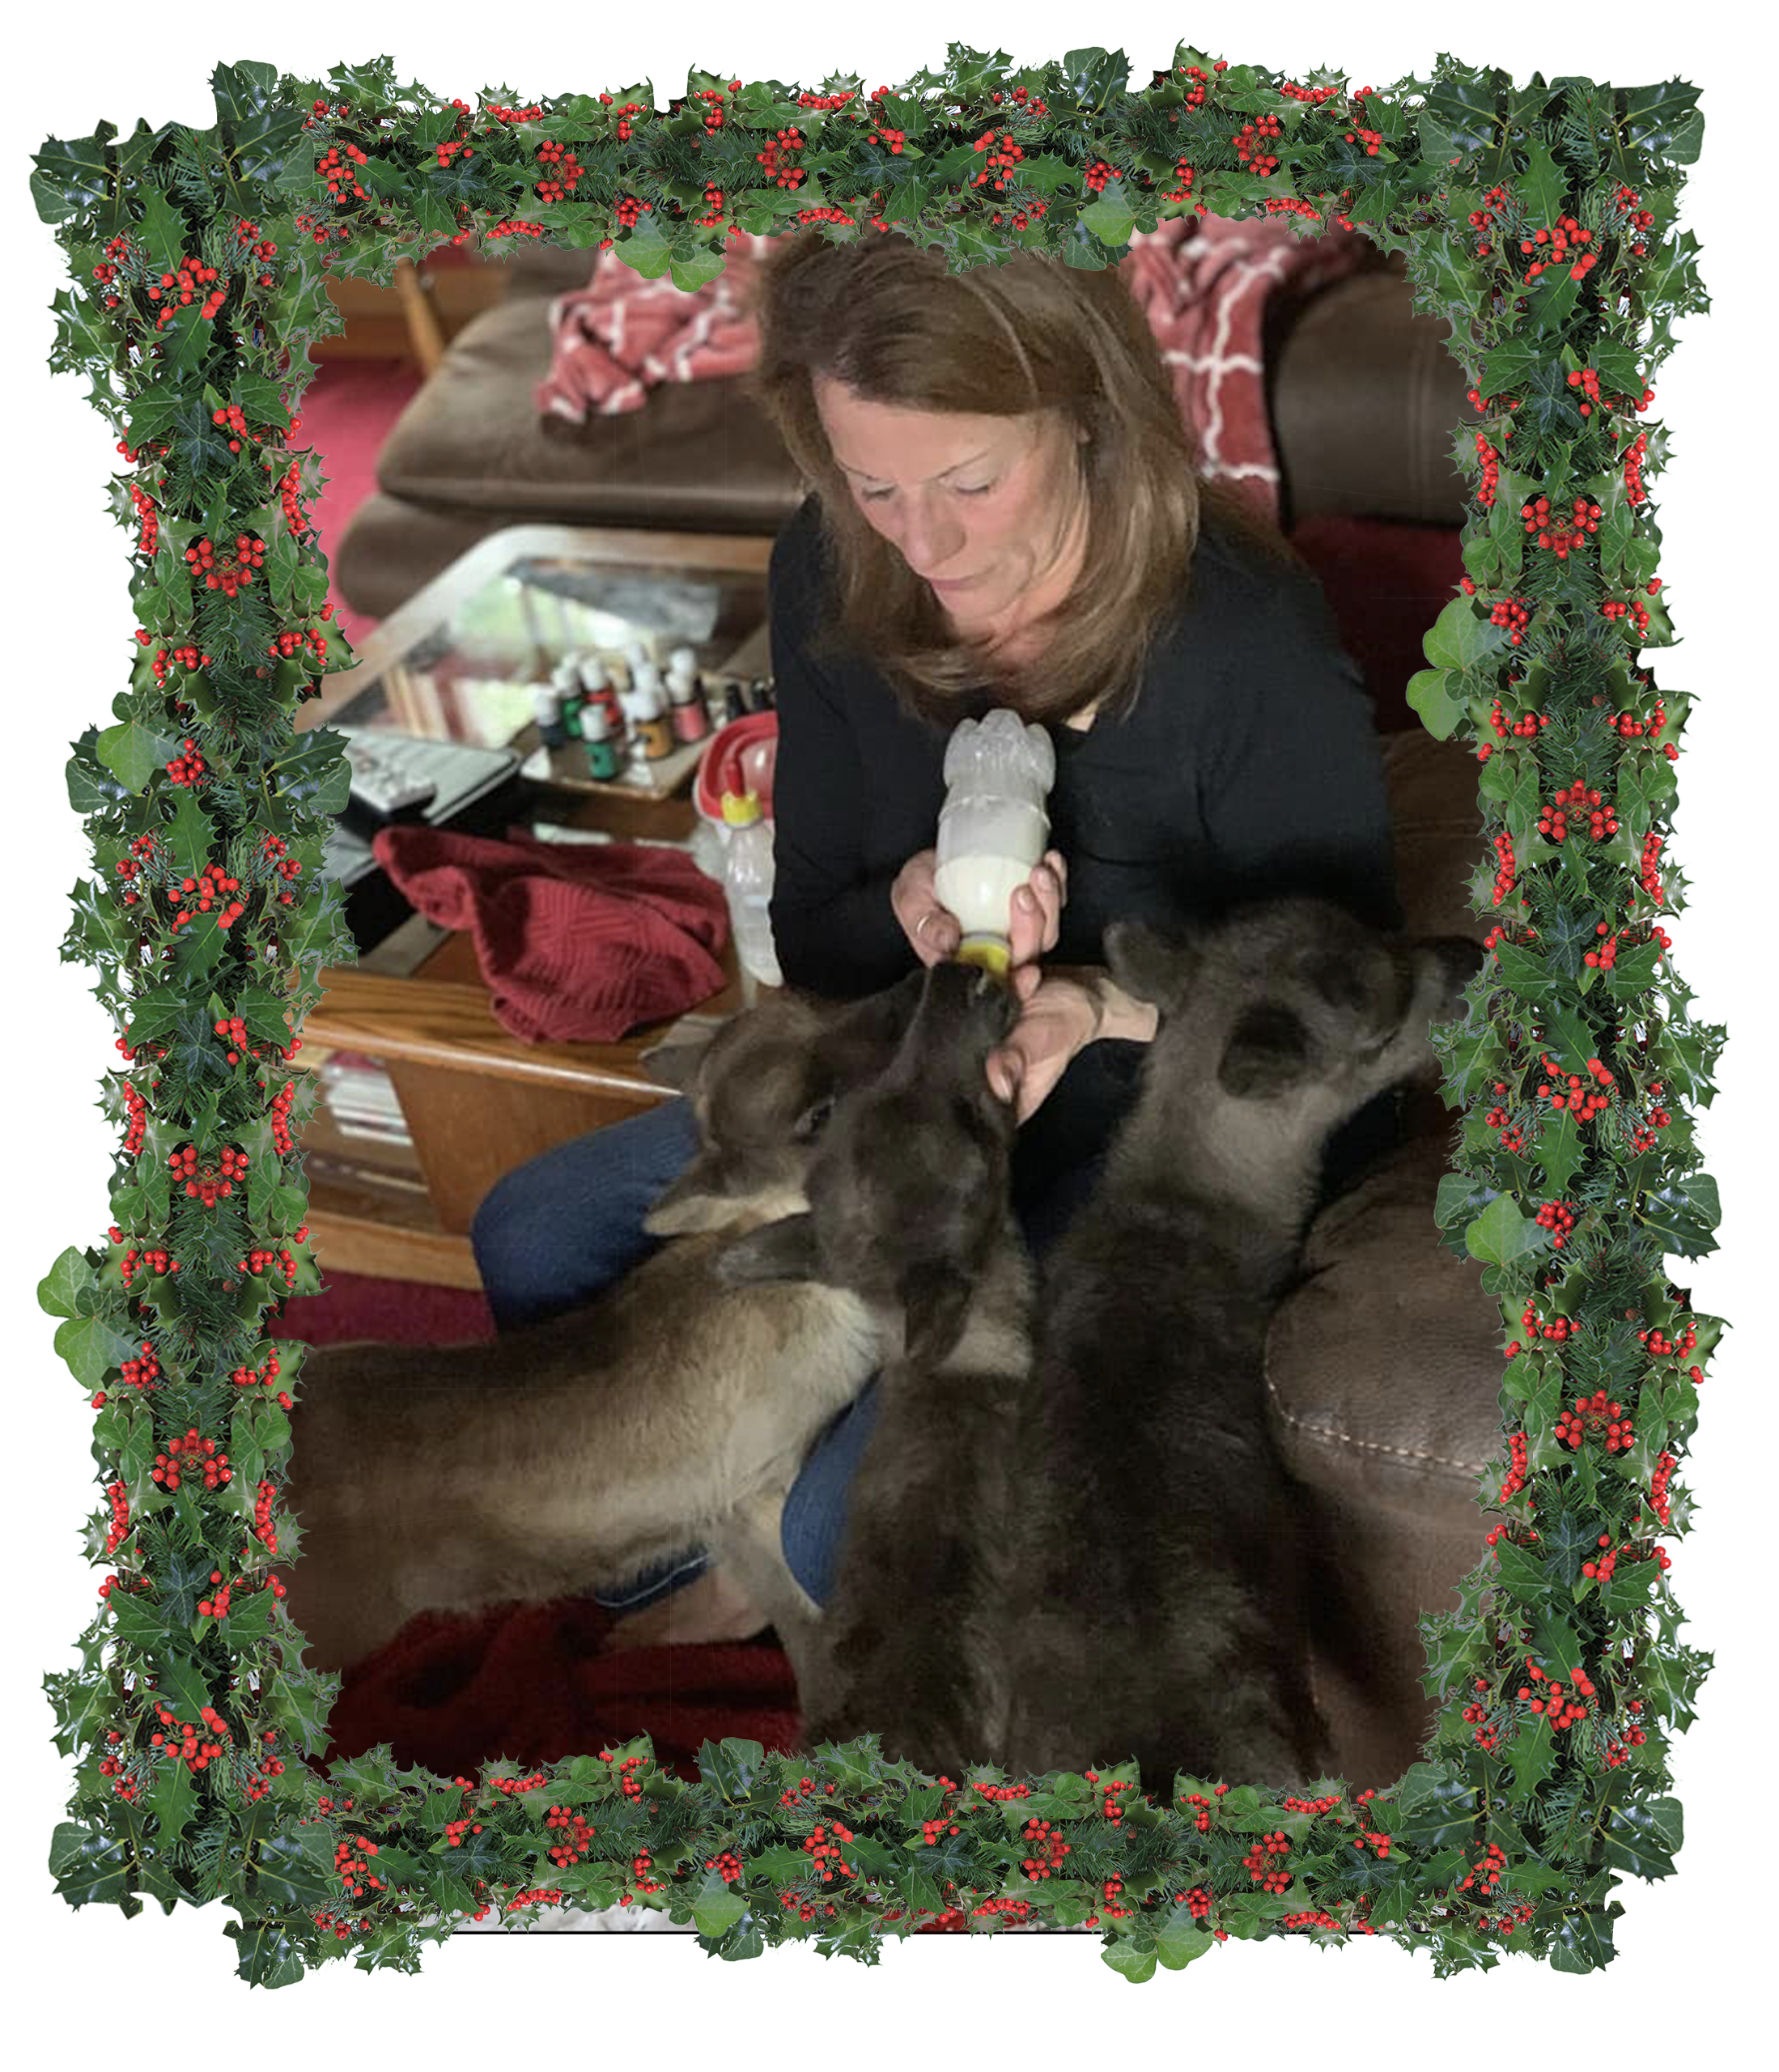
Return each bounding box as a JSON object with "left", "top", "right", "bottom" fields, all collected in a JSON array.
[{"left": 372, "top": 824, "right": 728, "bottom": 1045}]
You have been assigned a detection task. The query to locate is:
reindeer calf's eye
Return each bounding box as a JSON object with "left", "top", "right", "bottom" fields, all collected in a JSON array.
[{"left": 794, "top": 1098, "right": 835, "bottom": 1142}]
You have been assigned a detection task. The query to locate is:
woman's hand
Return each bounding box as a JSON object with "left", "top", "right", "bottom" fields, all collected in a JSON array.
[
  {"left": 986, "top": 965, "right": 1103, "bottom": 1123},
  {"left": 892, "top": 847, "right": 1068, "bottom": 969},
  {"left": 986, "top": 964, "right": 1161, "bottom": 1124}
]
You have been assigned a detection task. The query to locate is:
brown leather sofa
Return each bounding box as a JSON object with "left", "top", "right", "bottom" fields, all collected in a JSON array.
[{"left": 336, "top": 238, "right": 1504, "bottom": 1791}]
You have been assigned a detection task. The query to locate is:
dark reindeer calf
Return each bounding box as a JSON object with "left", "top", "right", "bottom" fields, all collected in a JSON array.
[
  {"left": 714, "top": 960, "right": 1034, "bottom": 1775},
  {"left": 1003, "top": 901, "right": 1483, "bottom": 1792}
]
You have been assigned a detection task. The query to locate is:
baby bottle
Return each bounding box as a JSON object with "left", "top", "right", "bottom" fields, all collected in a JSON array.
[{"left": 933, "top": 707, "right": 1058, "bottom": 978}]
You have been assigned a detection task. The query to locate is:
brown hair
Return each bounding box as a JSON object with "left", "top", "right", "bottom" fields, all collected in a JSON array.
[{"left": 742, "top": 230, "right": 1306, "bottom": 727}]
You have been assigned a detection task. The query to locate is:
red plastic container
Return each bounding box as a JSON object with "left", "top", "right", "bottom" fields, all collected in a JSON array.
[{"left": 694, "top": 711, "right": 779, "bottom": 826}]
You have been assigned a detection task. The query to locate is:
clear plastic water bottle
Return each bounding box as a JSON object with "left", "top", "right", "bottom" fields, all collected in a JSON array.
[{"left": 719, "top": 790, "right": 783, "bottom": 987}]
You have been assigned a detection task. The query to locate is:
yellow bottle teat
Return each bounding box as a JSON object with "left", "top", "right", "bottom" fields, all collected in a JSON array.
[
  {"left": 720, "top": 790, "right": 763, "bottom": 827},
  {"left": 953, "top": 936, "right": 1012, "bottom": 980}
]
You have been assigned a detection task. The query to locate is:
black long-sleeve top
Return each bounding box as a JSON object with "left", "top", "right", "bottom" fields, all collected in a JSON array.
[{"left": 764, "top": 491, "right": 1403, "bottom": 1192}]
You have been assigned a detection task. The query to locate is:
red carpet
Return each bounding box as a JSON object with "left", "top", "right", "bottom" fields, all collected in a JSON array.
[
  {"left": 272, "top": 1271, "right": 805, "bottom": 1781},
  {"left": 291, "top": 358, "right": 422, "bottom": 652}
]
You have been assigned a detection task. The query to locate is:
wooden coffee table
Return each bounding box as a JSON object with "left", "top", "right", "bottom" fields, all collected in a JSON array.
[{"left": 296, "top": 525, "right": 775, "bottom": 1290}]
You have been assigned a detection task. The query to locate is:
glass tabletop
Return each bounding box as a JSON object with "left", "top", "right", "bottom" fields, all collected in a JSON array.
[{"left": 315, "top": 524, "right": 774, "bottom": 796}]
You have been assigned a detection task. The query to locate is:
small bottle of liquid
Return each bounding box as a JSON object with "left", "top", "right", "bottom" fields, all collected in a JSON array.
[
  {"left": 550, "top": 659, "right": 584, "bottom": 741},
  {"left": 706, "top": 679, "right": 739, "bottom": 730},
  {"left": 626, "top": 660, "right": 676, "bottom": 762},
  {"left": 532, "top": 676, "right": 567, "bottom": 751},
  {"left": 720, "top": 790, "right": 783, "bottom": 987},
  {"left": 622, "top": 637, "right": 656, "bottom": 694},
  {"left": 933, "top": 708, "right": 1058, "bottom": 979},
  {"left": 665, "top": 646, "right": 710, "bottom": 744},
  {"left": 577, "top": 655, "right": 620, "bottom": 746},
  {"left": 580, "top": 696, "right": 622, "bottom": 781}
]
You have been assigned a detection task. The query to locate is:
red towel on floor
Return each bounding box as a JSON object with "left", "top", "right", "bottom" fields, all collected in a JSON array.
[
  {"left": 372, "top": 825, "right": 728, "bottom": 1044},
  {"left": 321, "top": 1599, "right": 802, "bottom": 1783}
]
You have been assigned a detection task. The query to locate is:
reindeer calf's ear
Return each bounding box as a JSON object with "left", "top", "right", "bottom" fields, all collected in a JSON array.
[
  {"left": 1219, "top": 1003, "right": 1311, "bottom": 1098},
  {"left": 1104, "top": 919, "right": 1193, "bottom": 1010},
  {"left": 714, "top": 1214, "right": 822, "bottom": 1286},
  {"left": 639, "top": 1034, "right": 711, "bottom": 1094},
  {"left": 837, "top": 966, "right": 928, "bottom": 1051}
]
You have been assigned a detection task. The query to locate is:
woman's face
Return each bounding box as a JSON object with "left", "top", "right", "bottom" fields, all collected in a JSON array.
[{"left": 813, "top": 375, "right": 1087, "bottom": 634}]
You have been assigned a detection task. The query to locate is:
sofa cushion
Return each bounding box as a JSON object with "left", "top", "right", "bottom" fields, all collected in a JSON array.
[
  {"left": 1270, "top": 267, "right": 1473, "bottom": 531},
  {"left": 1266, "top": 1122, "right": 1501, "bottom": 1531},
  {"left": 1263, "top": 723, "right": 1497, "bottom": 1526},
  {"left": 1379, "top": 728, "right": 1488, "bottom": 943},
  {"left": 374, "top": 292, "right": 806, "bottom": 530}
]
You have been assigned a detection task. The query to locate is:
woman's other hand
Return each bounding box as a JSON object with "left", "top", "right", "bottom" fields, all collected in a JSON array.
[
  {"left": 892, "top": 847, "right": 1068, "bottom": 970},
  {"left": 891, "top": 849, "right": 960, "bottom": 966}
]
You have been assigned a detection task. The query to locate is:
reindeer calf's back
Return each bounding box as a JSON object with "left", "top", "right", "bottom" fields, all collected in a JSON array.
[{"left": 1004, "top": 1199, "right": 1323, "bottom": 1785}]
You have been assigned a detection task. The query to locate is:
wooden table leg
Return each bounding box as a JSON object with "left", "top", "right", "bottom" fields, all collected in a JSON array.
[{"left": 393, "top": 257, "right": 446, "bottom": 377}]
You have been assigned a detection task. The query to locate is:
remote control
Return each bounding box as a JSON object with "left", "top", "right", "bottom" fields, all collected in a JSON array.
[{"left": 341, "top": 735, "right": 438, "bottom": 839}]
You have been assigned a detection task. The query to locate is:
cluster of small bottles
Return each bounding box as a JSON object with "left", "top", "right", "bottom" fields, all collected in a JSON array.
[{"left": 530, "top": 642, "right": 775, "bottom": 782}]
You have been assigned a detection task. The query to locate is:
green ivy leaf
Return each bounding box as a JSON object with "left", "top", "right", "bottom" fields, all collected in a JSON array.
[
  {"left": 54, "top": 1313, "right": 143, "bottom": 1389},
  {"left": 1424, "top": 594, "right": 1508, "bottom": 673},
  {"left": 614, "top": 214, "right": 674, "bottom": 281},
  {"left": 1154, "top": 1906, "right": 1215, "bottom": 1971},
  {"left": 669, "top": 248, "right": 729, "bottom": 294},
  {"left": 1466, "top": 1191, "right": 1546, "bottom": 1267},
  {"left": 1077, "top": 186, "right": 1136, "bottom": 249},
  {"left": 38, "top": 1246, "right": 95, "bottom": 1319},
  {"left": 1406, "top": 667, "right": 1463, "bottom": 741},
  {"left": 1101, "top": 1940, "right": 1157, "bottom": 1985},
  {"left": 96, "top": 718, "right": 182, "bottom": 796},
  {"left": 690, "top": 1868, "right": 749, "bottom": 1938}
]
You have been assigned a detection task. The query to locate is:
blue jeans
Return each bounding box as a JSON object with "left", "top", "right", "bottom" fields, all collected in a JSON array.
[{"left": 469, "top": 1051, "right": 1138, "bottom": 1611}]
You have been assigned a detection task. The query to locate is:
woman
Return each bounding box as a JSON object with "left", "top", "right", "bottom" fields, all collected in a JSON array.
[{"left": 470, "top": 229, "right": 1399, "bottom": 1640}]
